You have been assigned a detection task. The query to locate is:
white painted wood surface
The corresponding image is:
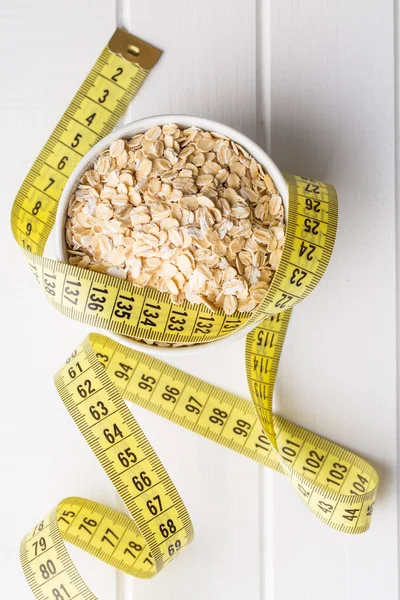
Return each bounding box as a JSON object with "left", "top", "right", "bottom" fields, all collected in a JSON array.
[{"left": 1, "top": 1, "right": 398, "bottom": 599}]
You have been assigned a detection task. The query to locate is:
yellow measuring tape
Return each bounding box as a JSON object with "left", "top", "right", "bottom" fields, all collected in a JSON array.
[{"left": 11, "top": 28, "right": 378, "bottom": 600}]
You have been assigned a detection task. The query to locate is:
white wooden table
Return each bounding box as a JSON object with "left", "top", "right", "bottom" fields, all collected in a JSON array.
[{"left": 1, "top": 1, "right": 398, "bottom": 598}]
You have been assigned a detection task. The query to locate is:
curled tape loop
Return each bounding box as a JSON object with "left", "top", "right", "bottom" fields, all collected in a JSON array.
[{"left": 12, "top": 28, "right": 378, "bottom": 600}]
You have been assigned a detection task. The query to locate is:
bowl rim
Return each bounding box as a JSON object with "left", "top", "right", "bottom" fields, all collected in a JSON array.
[{"left": 55, "top": 113, "right": 288, "bottom": 356}]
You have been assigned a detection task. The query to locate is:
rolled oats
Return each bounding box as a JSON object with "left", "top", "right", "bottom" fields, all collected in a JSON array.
[{"left": 65, "top": 124, "right": 286, "bottom": 315}]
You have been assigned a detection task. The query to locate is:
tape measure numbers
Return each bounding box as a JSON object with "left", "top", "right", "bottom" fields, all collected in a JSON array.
[
  {"left": 11, "top": 28, "right": 378, "bottom": 600},
  {"left": 11, "top": 29, "right": 161, "bottom": 257},
  {"left": 18, "top": 175, "right": 336, "bottom": 346}
]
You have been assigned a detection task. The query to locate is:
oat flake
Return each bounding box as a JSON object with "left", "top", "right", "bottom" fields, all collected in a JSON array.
[{"left": 66, "top": 124, "right": 286, "bottom": 315}]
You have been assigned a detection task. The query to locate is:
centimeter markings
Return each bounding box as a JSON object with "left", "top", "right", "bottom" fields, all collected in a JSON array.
[
  {"left": 90, "top": 325, "right": 378, "bottom": 532},
  {"left": 89, "top": 331, "right": 377, "bottom": 534},
  {"left": 92, "top": 333, "right": 284, "bottom": 471},
  {"left": 55, "top": 339, "right": 193, "bottom": 573},
  {"left": 17, "top": 29, "right": 191, "bottom": 600},
  {"left": 245, "top": 176, "right": 338, "bottom": 446},
  {"left": 245, "top": 309, "right": 291, "bottom": 449},
  {"left": 26, "top": 251, "right": 250, "bottom": 344},
  {"left": 245, "top": 175, "right": 338, "bottom": 333},
  {"left": 16, "top": 26, "right": 379, "bottom": 600},
  {"left": 55, "top": 498, "right": 158, "bottom": 577},
  {"left": 20, "top": 174, "right": 336, "bottom": 346},
  {"left": 23, "top": 308, "right": 377, "bottom": 600},
  {"left": 12, "top": 35, "right": 149, "bottom": 256}
]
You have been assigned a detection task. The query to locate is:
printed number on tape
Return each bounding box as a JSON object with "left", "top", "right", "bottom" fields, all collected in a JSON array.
[{"left": 11, "top": 27, "right": 378, "bottom": 600}]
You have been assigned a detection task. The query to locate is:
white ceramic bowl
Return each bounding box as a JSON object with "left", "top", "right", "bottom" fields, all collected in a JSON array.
[{"left": 55, "top": 114, "right": 288, "bottom": 356}]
